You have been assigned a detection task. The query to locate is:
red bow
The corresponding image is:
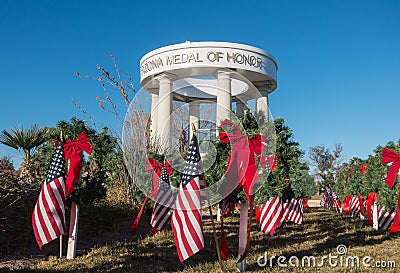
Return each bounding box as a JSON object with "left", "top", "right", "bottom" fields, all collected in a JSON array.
[
  {"left": 342, "top": 195, "right": 352, "bottom": 214},
  {"left": 145, "top": 157, "right": 173, "bottom": 196},
  {"left": 219, "top": 119, "right": 267, "bottom": 203},
  {"left": 349, "top": 167, "right": 354, "bottom": 178},
  {"left": 382, "top": 148, "right": 400, "bottom": 189},
  {"left": 381, "top": 148, "right": 400, "bottom": 232},
  {"left": 58, "top": 132, "right": 92, "bottom": 197},
  {"left": 360, "top": 164, "right": 369, "bottom": 176}
]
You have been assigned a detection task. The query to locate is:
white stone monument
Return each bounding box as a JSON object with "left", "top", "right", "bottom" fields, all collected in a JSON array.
[{"left": 139, "top": 41, "right": 278, "bottom": 149}]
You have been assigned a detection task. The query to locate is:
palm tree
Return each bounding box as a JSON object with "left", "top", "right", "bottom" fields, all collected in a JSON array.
[
  {"left": 0, "top": 124, "right": 48, "bottom": 162},
  {"left": 0, "top": 125, "right": 48, "bottom": 182}
]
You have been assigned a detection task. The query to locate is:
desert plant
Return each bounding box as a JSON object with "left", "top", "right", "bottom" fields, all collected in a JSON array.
[{"left": 0, "top": 124, "right": 48, "bottom": 182}]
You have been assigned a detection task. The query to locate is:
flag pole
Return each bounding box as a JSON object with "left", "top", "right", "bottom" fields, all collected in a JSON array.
[
  {"left": 59, "top": 236, "right": 63, "bottom": 258},
  {"left": 59, "top": 131, "right": 64, "bottom": 258},
  {"left": 191, "top": 124, "right": 224, "bottom": 272}
]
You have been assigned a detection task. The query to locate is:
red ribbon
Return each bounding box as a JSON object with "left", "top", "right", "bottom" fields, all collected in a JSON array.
[
  {"left": 357, "top": 192, "right": 365, "bottom": 216},
  {"left": 382, "top": 148, "right": 400, "bottom": 189},
  {"left": 366, "top": 192, "right": 378, "bottom": 224},
  {"left": 58, "top": 132, "right": 92, "bottom": 197},
  {"left": 256, "top": 205, "right": 262, "bottom": 225},
  {"left": 218, "top": 119, "right": 268, "bottom": 263},
  {"left": 389, "top": 194, "right": 400, "bottom": 232},
  {"left": 131, "top": 195, "right": 151, "bottom": 235},
  {"left": 131, "top": 159, "right": 173, "bottom": 235},
  {"left": 337, "top": 200, "right": 342, "bottom": 209},
  {"left": 258, "top": 154, "right": 277, "bottom": 173},
  {"left": 145, "top": 157, "right": 173, "bottom": 196},
  {"left": 349, "top": 167, "right": 354, "bottom": 178},
  {"left": 303, "top": 197, "right": 309, "bottom": 209},
  {"left": 219, "top": 200, "right": 230, "bottom": 261},
  {"left": 343, "top": 195, "right": 352, "bottom": 214},
  {"left": 381, "top": 148, "right": 400, "bottom": 232},
  {"left": 219, "top": 119, "right": 267, "bottom": 203},
  {"left": 237, "top": 196, "right": 254, "bottom": 263}
]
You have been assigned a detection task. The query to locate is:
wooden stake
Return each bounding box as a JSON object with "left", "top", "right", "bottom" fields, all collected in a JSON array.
[
  {"left": 67, "top": 202, "right": 79, "bottom": 259},
  {"left": 191, "top": 124, "right": 224, "bottom": 272},
  {"left": 373, "top": 202, "right": 378, "bottom": 231},
  {"left": 207, "top": 197, "right": 224, "bottom": 272},
  {"left": 59, "top": 235, "right": 63, "bottom": 258},
  {"left": 65, "top": 156, "right": 82, "bottom": 259}
]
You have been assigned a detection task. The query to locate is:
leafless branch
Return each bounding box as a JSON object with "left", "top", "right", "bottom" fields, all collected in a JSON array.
[{"left": 71, "top": 99, "right": 98, "bottom": 131}]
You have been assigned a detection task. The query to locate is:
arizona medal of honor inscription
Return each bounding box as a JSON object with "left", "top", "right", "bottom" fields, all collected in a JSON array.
[{"left": 139, "top": 41, "right": 278, "bottom": 149}]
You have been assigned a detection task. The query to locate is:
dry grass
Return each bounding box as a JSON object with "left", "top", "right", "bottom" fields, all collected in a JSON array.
[{"left": 3, "top": 208, "right": 400, "bottom": 273}]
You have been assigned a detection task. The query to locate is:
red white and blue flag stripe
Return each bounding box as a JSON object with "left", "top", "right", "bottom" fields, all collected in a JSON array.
[
  {"left": 171, "top": 135, "right": 204, "bottom": 262},
  {"left": 260, "top": 196, "right": 305, "bottom": 236},
  {"left": 321, "top": 194, "right": 334, "bottom": 209},
  {"left": 286, "top": 198, "right": 304, "bottom": 224},
  {"left": 150, "top": 164, "right": 174, "bottom": 233},
  {"left": 350, "top": 196, "right": 360, "bottom": 217},
  {"left": 260, "top": 196, "right": 285, "bottom": 236},
  {"left": 378, "top": 207, "right": 396, "bottom": 230},
  {"left": 32, "top": 142, "right": 66, "bottom": 248}
]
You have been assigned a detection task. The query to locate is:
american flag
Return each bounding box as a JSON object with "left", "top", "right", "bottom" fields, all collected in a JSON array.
[
  {"left": 332, "top": 191, "right": 338, "bottom": 201},
  {"left": 32, "top": 142, "right": 66, "bottom": 248},
  {"left": 378, "top": 207, "right": 396, "bottom": 230},
  {"left": 320, "top": 196, "right": 326, "bottom": 207},
  {"left": 278, "top": 202, "right": 289, "bottom": 228},
  {"left": 258, "top": 154, "right": 276, "bottom": 174},
  {"left": 199, "top": 175, "right": 207, "bottom": 206},
  {"left": 171, "top": 135, "right": 204, "bottom": 262},
  {"left": 260, "top": 195, "right": 285, "bottom": 237},
  {"left": 321, "top": 194, "right": 334, "bottom": 209},
  {"left": 350, "top": 196, "right": 360, "bottom": 217},
  {"left": 331, "top": 191, "right": 340, "bottom": 208},
  {"left": 325, "top": 195, "right": 335, "bottom": 209},
  {"left": 286, "top": 198, "right": 304, "bottom": 225},
  {"left": 150, "top": 164, "right": 174, "bottom": 233}
]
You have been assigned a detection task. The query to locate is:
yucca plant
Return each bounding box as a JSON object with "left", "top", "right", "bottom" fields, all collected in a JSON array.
[
  {"left": 0, "top": 124, "right": 48, "bottom": 182},
  {"left": 0, "top": 124, "right": 48, "bottom": 162}
]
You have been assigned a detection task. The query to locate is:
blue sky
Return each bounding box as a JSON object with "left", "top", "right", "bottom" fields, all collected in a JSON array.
[{"left": 0, "top": 0, "right": 399, "bottom": 167}]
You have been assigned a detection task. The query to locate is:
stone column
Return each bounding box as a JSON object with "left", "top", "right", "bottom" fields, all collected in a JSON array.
[
  {"left": 216, "top": 71, "right": 232, "bottom": 221},
  {"left": 150, "top": 93, "right": 159, "bottom": 138},
  {"left": 189, "top": 101, "right": 200, "bottom": 139},
  {"left": 216, "top": 71, "right": 232, "bottom": 126},
  {"left": 157, "top": 74, "right": 173, "bottom": 150},
  {"left": 256, "top": 85, "right": 270, "bottom": 121}
]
